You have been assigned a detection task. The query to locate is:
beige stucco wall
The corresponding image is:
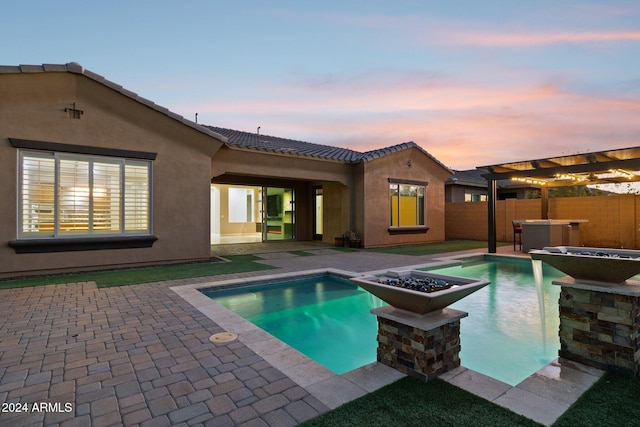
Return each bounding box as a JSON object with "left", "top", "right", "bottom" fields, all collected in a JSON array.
[
  {"left": 0, "top": 71, "right": 223, "bottom": 278},
  {"left": 212, "top": 146, "right": 354, "bottom": 185},
  {"left": 361, "top": 148, "right": 452, "bottom": 247},
  {"left": 318, "top": 181, "right": 351, "bottom": 244},
  {"left": 212, "top": 146, "right": 355, "bottom": 244}
]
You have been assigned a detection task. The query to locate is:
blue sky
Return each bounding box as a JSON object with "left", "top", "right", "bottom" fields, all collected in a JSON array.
[{"left": 4, "top": 1, "right": 640, "bottom": 169}]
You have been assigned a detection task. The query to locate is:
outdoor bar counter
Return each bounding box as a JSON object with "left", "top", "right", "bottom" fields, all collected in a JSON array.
[{"left": 517, "top": 219, "right": 588, "bottom": 253}]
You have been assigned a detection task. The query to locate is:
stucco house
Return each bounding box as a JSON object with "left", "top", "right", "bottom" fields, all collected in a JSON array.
[
  {"left": 445, "top": 169, "right": 539, "bottom": 202},
  {"left": 0, "top": 63, "right": 451, "bottom": 278}
]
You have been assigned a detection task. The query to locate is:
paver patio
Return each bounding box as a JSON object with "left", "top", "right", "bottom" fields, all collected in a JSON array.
[{"left": 0, "top": 244, "right": 598, "bottom": 426}]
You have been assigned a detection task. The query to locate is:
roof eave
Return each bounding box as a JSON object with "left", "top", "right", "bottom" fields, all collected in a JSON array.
[{"left": 1, "top": 62, "right": 228, "bottom": 144}]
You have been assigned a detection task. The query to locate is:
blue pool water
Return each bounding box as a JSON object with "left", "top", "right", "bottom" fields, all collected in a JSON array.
[
  {"left": 426, "top": 257, "right": 565, "bottom": 385},
  {"left": 203, "top": 275, "right": 383, "bottom": 375},
  {"left": 203, "top": 258, "right": 566, "bottom": 385}
]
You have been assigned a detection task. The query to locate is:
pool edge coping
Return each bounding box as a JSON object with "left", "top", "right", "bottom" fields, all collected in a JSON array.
[
  {"left": 170, "top": 267, "right": 408, "bottom": 409},
  {"left": 170, "top": 258, "right": 606, "bottom": 422}
]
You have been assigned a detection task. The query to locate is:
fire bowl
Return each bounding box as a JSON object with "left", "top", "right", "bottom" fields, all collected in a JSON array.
[
  {"left": 530, "top": 246, "right": 640, "bottom": 285},
  {"left": 351, "top": 270, "right": 489, "bottom": 314}
]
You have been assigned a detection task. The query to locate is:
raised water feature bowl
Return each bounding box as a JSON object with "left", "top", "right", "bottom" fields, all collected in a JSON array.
[
  {"left": 530, "top": 246, "right": 640, "bottom": 285},
  {"left": 351, "top": 270, "right": 490, "bottom": 314}
]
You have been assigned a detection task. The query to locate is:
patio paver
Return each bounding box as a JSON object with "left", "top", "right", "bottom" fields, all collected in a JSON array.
[{"left": 0, "top": 244, "right": 598, "bottom": 426}]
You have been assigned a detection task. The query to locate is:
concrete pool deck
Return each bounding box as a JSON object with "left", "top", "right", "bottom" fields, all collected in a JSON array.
[{"left": 0, "top": 244, "right": 603, "bottom": 426}]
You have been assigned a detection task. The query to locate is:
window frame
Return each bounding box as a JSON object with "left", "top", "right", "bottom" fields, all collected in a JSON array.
[
  {"left": 9, "top": 138, "right": 157, "bottom": 253},
  {"left": 18, "top": 150, "right": 153, "bottom": 239},
  {"left": 388, "top": 178, "right": 429, "bottom": 234},
  {"left": 465, "top": 192, "right": 488, "bottom": 202}
]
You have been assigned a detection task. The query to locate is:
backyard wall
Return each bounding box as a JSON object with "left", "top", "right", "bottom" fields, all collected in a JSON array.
[{"left": 446, "top": 194, "right": 640, "bottom": 249}]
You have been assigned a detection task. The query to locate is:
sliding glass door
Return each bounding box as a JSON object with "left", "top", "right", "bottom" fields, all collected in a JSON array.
[{"left": 264, "top": 187, "right": 295, "bottom": 241}]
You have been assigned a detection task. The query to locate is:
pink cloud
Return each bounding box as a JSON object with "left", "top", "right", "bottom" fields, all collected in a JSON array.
[
  {"left": 176, "top": 71, "right": 640, "bottom": 170},
  {"left": 447, "top": 30, "right": 640, "bottom": 47},
  {"left": 318, "top": 12, "right": 640, "bottom": 48}
]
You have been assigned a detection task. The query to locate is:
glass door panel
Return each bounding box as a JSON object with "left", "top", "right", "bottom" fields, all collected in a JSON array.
[
  {"left": 313, "top": 186, "right": 323, "bottom": 240},
  {"left": 264, "top": 187, "right": 295, "bottom": 241}
]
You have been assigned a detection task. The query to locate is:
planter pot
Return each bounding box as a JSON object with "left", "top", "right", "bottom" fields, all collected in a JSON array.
[
  {"left": 351, "top": 270, "right": 489, "bottom": 314},
  {"left": 348, "top": 238, "right": 361, "bottom": 248},
  {"left": 334, "top": 237, "right": 345, "bottom": 247},
  {"left": 530, "top": 246, "right": 640, "bottom": 285}
]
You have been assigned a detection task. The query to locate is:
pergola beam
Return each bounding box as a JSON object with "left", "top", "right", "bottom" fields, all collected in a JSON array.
[
  {"left": 482, "top": 157, "right": 640, "bottom": 181},
  {"left": 480, "top": 146, "right": 640, "bottom": 254}
]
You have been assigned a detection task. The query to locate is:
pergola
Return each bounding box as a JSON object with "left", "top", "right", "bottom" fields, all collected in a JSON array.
[{"left": 478, "top": 146, "right": 640, "bottom": 253}]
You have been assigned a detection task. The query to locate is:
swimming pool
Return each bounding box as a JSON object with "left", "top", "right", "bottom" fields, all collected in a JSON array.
[
  {"left": 202, "top": 274, "right": 383, "bottom": 375},
  {"left": 203, "top": 257, "right": 565, "bottom": 385},
  {"left": 424, "top": 257, "right": 565, "bottom": 385}
]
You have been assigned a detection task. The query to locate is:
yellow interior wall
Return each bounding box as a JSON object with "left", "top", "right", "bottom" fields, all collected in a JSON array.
[{"left": 390, "top": 195, "right": 418, "bottom": 226}]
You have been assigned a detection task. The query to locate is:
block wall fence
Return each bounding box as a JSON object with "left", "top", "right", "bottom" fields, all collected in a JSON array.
[{"left": 445, "top": 194, "right": 640, "bottom": 249}]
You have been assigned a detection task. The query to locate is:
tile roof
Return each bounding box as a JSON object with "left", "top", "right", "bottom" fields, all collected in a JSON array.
[
  {"left": 2, "top": 63, "right": 449, "bottom": 171},
  {"left": 447, "top": 168, "right": 537, "bottom": 189},
  {"left": 0, "top": 63, "right": 227, "bottom": 143},
  {"left": 207, "top": 126, "right": 451, "bottom": 171},
  {"left": 206, "top": 126, "right": 362, "bottom": 162},
  {"left": 447, "top": 169, "right": 487, "bottom": 185}
]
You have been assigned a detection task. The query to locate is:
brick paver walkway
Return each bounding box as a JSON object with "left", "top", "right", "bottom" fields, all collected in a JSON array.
[
  {"left": 0, "top": 244, "right": 510, "bottom": 426},
  {"left": 0, "top": 279, "right": 328, "bottom": 426}
]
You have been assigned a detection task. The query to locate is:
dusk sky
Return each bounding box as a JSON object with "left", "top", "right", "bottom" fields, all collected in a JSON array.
[{"left": 5, "top": 1, "right": 640, "bottom": 170}]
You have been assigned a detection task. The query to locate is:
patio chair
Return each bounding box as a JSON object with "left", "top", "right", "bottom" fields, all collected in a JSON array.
[{"left": 512, "top": 221, "right": 522, "bottom": 251}]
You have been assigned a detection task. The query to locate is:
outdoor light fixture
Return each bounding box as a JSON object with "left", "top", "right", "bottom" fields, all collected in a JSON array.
[
  {"left": 554, "top": 173, "right": 588, "bottom": 182},
  {"left": 511, "top": 177, "right": 547, "bottom": 186},
  {"left": 65, "top": 102, "right": 83, "bottom": 119},
  {"left": 609, "top": 169, "right": 635, "bottom": 180}
]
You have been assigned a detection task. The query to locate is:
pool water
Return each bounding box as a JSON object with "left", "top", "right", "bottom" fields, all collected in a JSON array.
[
  {"left": 426, "top": 258, "right": 565, "bottom": 385},
  {"left": 204, "top": 276, "right": 383, "bottom": 374},
  {"left": 204, "top": 258, "right": 566, "bottom": 385}
]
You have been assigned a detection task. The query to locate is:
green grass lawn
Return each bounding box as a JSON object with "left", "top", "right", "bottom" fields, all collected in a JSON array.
[
  {"left": 554, "top": 371, "right": 640, "bottom": 426},
  {"left": 301, "top": 372, "right": 640, "bottom": 427},
  {"left": 366, "top": 239, "right": 507, "bottom": 256},
  {"left": 0, "top": 254, "right": 276, "bottom": 289},
  {"left": 300, "top": 377, "right": 540, "bottom": 427},
  {"left": 0, "top": 240, "right": 493, "bottom": 289}
]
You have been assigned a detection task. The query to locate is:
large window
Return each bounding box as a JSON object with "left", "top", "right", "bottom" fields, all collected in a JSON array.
[
  {"left": 389, "top": 183, "right": 425, "bottom": 227},
  {"left": 19, "top": 150, "right": 151, "bottom": 238},
  {"left": 227, "top": 187, "right": 255, "bottom": 223}
]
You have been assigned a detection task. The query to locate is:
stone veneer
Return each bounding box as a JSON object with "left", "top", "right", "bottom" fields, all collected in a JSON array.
[
  {"left": 371, "top": 306, "right": 467, "bottom": 382},
  {"left": 557, "top": 277, "right": 640, "bottom": 375}
]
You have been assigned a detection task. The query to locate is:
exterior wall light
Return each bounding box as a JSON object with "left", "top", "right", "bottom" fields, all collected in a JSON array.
[{"left": 65, "top": 102, "right": 84, "bottom": 119}]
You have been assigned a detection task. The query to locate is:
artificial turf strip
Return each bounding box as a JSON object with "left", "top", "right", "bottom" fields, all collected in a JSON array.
[
  {"left": 299, "top": 377, "right": 541, "bottom": 427},
  {"left": 553, "top": 371, "right": 640, "bottom": 426},
  {"left": 367, "top": 240, "right": 506, "bottom": 256},
  {"left": 0, "top": 254, "right": 276, "bottom": 289}
]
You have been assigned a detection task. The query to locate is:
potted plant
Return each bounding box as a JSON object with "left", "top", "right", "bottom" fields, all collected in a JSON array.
[{"left": 345, "top": 230, "right": 361, "bottom": 248}]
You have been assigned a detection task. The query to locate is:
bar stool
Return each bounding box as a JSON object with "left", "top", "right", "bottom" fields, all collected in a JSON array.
[{"left": 512, "top": 221, "right": 522, "bottom": 251}]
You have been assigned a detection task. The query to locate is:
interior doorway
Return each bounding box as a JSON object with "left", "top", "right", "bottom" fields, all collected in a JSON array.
[
  {"left": 313, "top": 186, "right": 323, "bottom": 240},
  {"left": 264, "top": 187, "right": 295, "bottom": 241},
  {"left": 211, "top": 184, "right": 295, "bottom": 244},
  {"left": 210, "top": 184, "right": 261, "bottom": 244}
]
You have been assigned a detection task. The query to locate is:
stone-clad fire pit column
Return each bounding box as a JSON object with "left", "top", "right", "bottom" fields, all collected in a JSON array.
[
  {"left": 371, "top": 305, "right": 468, "bottom": 382},
  {"left": 351, "top": 270, "right": 489, "bottom": 382},
  {"left": 554, "top": 277, "right": 640, "bottom": 375},
  {"left": 530, "top": 246, "right": 640, "bottom": 375}
]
